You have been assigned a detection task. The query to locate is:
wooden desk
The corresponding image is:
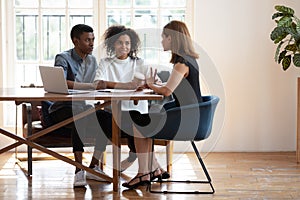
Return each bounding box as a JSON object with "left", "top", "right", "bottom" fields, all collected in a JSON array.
[{"left": 0, "top": 87, "right": 163, "bottom": 192}]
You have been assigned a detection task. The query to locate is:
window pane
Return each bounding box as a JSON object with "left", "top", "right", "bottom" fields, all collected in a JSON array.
[
  {"left": 69, "top": 13, "right": 93, "bottom": 28},
  {"left": 15, "top": 16, "right": 24, "bottom": 60},
  {"left": 141, "top": 49, "right": 159, "bottom": 64},
  {"left": 69, "top": 0, "right": 93, "bottom": 8},
  {"left": 107, "top": 10, "right": 131, "bottom": 27},
  {"left": 15, "top": 0, "right": 38, "bottom": 7},
  {"left": 106, "top": 0, "right": 131, "bottom": 8},
  {"left": 134, "top": 0, "right": 158, "bottom": 7},
  {"left": 134, "top": 9, "right": 157, "bottom": 28},
  {"left": 42, "top": 15, "right": 66, "bottom": 61},
  {"left": 16, "top": 14, "right": 38, "bottom": 60},
  {"left": 160, "top": 0, "right": 186, "bottom": 7},
  {"left": 15, "top": 64, "right": 41, "bottom": 85},
  {"left": 161, "top": 9, "right": 185, "bottom": 25},
  {"left": 138, "top": 29, "right": 161, "bottom": 50},
  {"left": 137, "top": 28, "right": 171, "bottom": 70},
  {"left": 41, "top": 0, "right": 65, "bottom": 8}
]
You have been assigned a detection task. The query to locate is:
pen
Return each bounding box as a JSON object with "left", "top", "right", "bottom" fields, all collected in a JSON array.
[{"left": 97, "top": 90, "right": 111, "bottom": 93}]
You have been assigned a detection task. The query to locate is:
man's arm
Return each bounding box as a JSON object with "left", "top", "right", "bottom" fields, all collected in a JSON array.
[
  {"left": 69, "top": 79, "right": 136, "bottom": 90},
  {"left": 55, "top": 53, "right": 106, "bottom": 90},
  {"left": 67, "top": 80, "right": 106, "bottom": 90}
]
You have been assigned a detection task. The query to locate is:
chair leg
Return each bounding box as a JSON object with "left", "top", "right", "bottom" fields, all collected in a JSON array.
[
  {"left": 166, "top": 141, "right": 173, "bottom": 173},
  {"left": 27, "top": 145, "right": 32, "bottom": 176},
  {"left": 26, "top": 103, "right": 33, "bottom": 176},
  {"left": 15, "top": 105, "right": 18, "bottom": 159},
  {"left": 100, "top": 151, "right": 107, "bottom": 170},
  {"left": 149, "top": 141, "right": 215, "bottom": 194},
  {"left": 191, "top": 141, "right": 214, "bottom": 193}
]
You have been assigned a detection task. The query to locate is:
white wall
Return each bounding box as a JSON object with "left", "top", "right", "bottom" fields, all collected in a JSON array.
[{"left": 194, "top": 0, "right": 300, "bottom": 152}]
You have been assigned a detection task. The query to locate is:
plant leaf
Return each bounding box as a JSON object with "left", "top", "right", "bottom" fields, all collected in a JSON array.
[
  {"left": 285, "top": 44, "right": 298, "bottom": 52},
  {"left": 278, "top": 16, "right": 293, "bottom": 27},
  {"left": 293, "top": 54, "right": 300, "bottom": 67},
  {"left": 296, "top": 18, "right": 300, "bottom": 35},
  {"left": 275, "top": 41, "right": 284, "bottom": 62},
  {"left": 272, "top": 12, "right": 284, "bottom": 20},
  {"left": 275, "top": 5, "right": 294, "bottom": 15},
  {"left": 295, "top": 34, "right": 300, "bottom": 49},
  {"left": 270, "top": 26, "right": 288, "bottom": 41},
  {"left": 282, "top": 55, "right": 291, "bottom": 70},
  {"left": 285, "top": 26, "right": 298, "bottom": 38},
  {"left": 278, "top": 50, "right": 287, "bottom": 63}
]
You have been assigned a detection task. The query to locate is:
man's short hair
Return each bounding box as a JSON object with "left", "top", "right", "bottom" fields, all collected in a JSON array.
[{"left": 70, "top": 24, "right": 93, "bottom": 40}]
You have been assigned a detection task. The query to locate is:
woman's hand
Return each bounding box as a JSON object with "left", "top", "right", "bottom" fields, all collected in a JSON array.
[
  {"left": 146, "top": 67, "right": 158, "bottom": 86},
  {"left": 136, "top": 84, "right": 147, "bottom": 91}
]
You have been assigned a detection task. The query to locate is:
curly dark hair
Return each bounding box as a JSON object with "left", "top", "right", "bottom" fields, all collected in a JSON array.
[{"left": 102, "top": 25, "right": 141, "bottom": 59}]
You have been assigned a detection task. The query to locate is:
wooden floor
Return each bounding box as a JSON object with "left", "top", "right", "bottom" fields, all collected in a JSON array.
[{"left": 0, "top": 151, "right": 300, "bottom": 199}]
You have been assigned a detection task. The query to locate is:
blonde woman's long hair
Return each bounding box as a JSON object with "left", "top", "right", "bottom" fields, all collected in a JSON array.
[{"left": 163, "top": 20, "right": 199, "bottom": 64}]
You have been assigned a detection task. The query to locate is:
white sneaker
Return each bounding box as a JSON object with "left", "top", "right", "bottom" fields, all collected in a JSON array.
[
  {"left": 86, "top": 166, "right": 107, "bottom": 182},
  {"left": 73, "top": 170, "right": 87, "bottom": 187}
]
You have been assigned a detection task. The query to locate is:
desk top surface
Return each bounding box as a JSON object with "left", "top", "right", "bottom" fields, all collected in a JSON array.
[{"left": 0, "top": 88, "right": 163, "bottom": 102}]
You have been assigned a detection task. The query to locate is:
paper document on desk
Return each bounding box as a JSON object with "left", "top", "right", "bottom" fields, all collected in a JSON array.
[
  {"left": 97, "top": 88, "right": 154, "bottom": 94},
  {"left": 141, "top": 89, "right": 154, "bottom": 94},
  {"left": 97, "top": 89, "right": 136, "bottom": 93}
]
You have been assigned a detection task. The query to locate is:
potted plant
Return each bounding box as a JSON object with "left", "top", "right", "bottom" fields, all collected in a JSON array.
[{"left": 270, "top": 5, "right": 300, "bottom": 70}]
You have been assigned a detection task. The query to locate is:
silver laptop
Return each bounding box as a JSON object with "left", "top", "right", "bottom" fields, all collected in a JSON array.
[{"left": 39, "top": 65, "right": 90, "bottom": 94}]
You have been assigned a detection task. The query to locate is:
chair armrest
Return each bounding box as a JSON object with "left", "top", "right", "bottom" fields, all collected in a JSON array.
[
  {"left": 22, "top": 103, "right": 33, "bottom": 137},
  {"left": 22, "top": 103, "right": 32, "bottom": 125},
  {"left": 158, "top": 95, "right": 220, "bottom": 115}
]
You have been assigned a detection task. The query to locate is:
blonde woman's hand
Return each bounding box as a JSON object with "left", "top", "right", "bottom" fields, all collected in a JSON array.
[{"left": 146, "top": 67, "right": 157, "bottom": 86}]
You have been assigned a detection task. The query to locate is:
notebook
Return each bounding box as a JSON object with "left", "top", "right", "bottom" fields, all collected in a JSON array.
[{"left": 39, "top": 65, "right": 90, "bottom": 94}]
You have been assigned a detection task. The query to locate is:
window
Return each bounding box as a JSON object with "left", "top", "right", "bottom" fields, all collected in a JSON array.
[{"left": 13, "top": 0, "right": 94, "bottom": 86}]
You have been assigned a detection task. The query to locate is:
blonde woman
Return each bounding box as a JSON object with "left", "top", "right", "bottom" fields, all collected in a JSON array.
[{"left": 123, "top": 20, "right": 202, "bottom": 189}]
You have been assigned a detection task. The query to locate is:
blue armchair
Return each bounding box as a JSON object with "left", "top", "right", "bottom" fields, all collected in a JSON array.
[{"left": 148, "top": 95, "right": 219, "bottom": 194}]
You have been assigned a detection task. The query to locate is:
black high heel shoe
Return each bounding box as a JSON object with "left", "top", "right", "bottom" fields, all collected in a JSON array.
[
  {"left": 122, "top": 174, "right": 150, "bottom": 189},
  {"left": 150, "top": 168, "right": 170, "bottom": 181}
]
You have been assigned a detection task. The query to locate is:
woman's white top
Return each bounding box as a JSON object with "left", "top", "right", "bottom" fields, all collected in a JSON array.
[{"left": 94, "top": 56, "right": 149, "bottom": 114}]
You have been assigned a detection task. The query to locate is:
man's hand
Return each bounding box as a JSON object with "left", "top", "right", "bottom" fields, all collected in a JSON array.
[{"left": 94, "top": 80, "right": 107, "bottom": 89}]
